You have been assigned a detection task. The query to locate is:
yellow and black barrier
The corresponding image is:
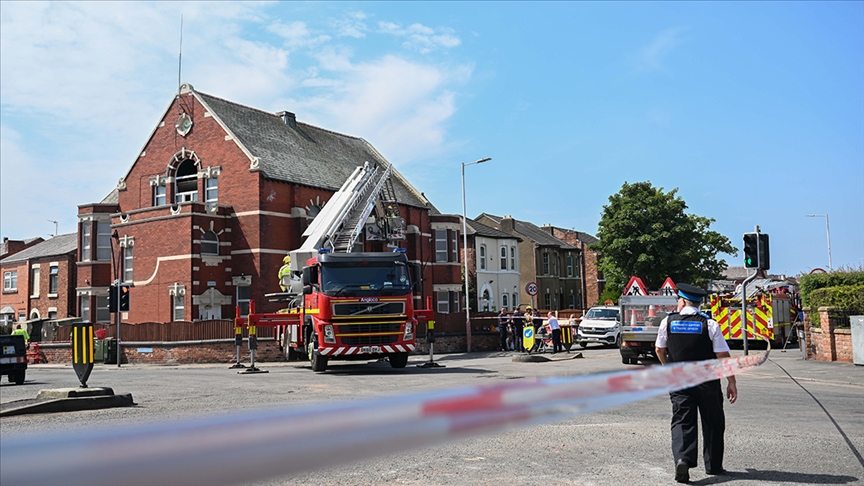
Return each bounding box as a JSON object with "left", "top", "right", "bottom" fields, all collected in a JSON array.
[{"left": 72, "top": 321, "right": 94, "bottom": 387}]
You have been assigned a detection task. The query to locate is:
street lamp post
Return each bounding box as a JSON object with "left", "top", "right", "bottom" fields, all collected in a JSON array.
[
  {"left": 462, "top": 157, "right": 491, "bottom": 353},
  {"left": 805, "top": 214, "right": 832, "bottom": 271}
]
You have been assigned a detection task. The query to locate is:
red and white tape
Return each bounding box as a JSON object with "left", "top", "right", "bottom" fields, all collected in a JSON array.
[{"left": 0, "top": 351, "right": 767, "bottom": 486}]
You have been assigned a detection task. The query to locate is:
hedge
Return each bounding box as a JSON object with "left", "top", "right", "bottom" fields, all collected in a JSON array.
[{"left": 800, "top": 268, "right": 864, "bottom": 307}]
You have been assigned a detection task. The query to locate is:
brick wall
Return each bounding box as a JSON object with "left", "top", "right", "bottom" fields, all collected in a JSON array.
[{"left": 803, "top": 307, "right": 854, "bottom": 363}]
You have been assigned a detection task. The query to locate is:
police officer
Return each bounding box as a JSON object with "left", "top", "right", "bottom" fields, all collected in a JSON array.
[
  {"left": 655, "top": 283, "right": 738, "bottom": 484},
  {"left": 511, "top": 306, "right": 525, "bottom": 352},
  {"left": 497, "top": 308, "right": 510, "bottom": 351}
]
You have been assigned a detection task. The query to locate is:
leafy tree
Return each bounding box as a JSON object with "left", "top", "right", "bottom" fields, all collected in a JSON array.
[{"left": 590, "top": 182, "right": 736, "bottom": 290}]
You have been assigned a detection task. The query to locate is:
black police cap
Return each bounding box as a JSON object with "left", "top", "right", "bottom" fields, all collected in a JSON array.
[{"left": 676, "top": 283, "right": 708, "bottom": 302}]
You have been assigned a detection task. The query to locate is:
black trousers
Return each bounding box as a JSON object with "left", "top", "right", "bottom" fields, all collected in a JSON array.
[
  {"left": 551, "top": 328, "right": 562, "bottom": 353},
  {"left": 670, "top": 379, "right": 725, "bottom": 472},
  {"left": 512, "top": 323, "right": 524, "bottom": 351},
  {"left": 499, "top": 328, "right": 508, "bottom": 350}
]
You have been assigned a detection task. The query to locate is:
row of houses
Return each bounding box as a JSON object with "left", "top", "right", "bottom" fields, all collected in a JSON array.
[{"left": 1, "top": 84, "right": 603, "bottom": 338}]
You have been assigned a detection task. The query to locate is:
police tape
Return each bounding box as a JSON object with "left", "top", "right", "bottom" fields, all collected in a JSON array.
[{"left": 0, "top": 350, "right": 767, "bottom": 486}]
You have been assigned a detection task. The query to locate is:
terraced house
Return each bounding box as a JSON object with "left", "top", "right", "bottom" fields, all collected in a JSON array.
[{"left": 75, "top": 84, "right": 464, "bottom": 331}]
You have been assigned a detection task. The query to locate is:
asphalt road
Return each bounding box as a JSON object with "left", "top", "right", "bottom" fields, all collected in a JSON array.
[{"left": 1, "top": 345, "right": 863, "bottom": 486}]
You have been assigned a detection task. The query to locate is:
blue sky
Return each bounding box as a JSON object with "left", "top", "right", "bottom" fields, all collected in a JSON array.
[{"left": 2, "top": 1, "right": 862, "bottom": 278}]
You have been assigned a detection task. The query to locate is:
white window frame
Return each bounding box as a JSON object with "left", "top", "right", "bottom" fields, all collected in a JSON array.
[
  {"left": 435, "top": 230, "right": 448, "bottom": 262},
  {"left": 49, "top": 265, "right": 59, "bottom": 294},
  {"left": 81, "top": 224, "right": 91, "bottom": 262},
  {"left": 173, "top": 294, "right": 185, "bottom": 321},
  {"left": 80, "top": 295, "right": 90, "bottom": 322},
  {"left": 567, "top": 254, "right": 574, "bottom": 277},
  {"left": 175, "top": 159, "right": 199, "bottom": 203},
  {"left": 451, "top": 231, "right": 458, "bottom": 262},
  {"left": 451, "top": 291, "right": 460, "bottom": 313},
  {"left": 3, "top": 271, "right": 17, "bottom": 291},
  {"left": 122, "top": 246, "right": 134, "bottom": 282},
  {"left": 542, "top": 253, "right": 550, "bottom": 275},
  {"left": 96, "top": 222, "right": 112, "bottom": 261},
  {"left": 205, "top": 177, "right": 218, "bottom": 203},
  {"left": 510, "top": 247, "right": 516, "bottom": 270},
  {"left": 437, "top": 291, "right": 450, "bottom": 313},
  {"left": 512, "top": 293, "right": 518, "bottom": 307},
  {"left": 502, "top": 293, "right": 509, "bottom": 309},
  {"left": 31, "top": 267, "right": 40, "bottom": 297},
  {"left": 479, "top": 245, "right": 486, "bottom": 270},
  {"left": 236, "top": 285, "right": 250, "bottom": 317},
  {"left": 201, "top": 231, "right": 219, "bottom": 256},
  {"left": 96, "top": 295, "right": 110, "bottom": 323},
  {"left": 154, "top": 185, "right": 166, "bottom": 206},
  {"left": 500, "top": 246, "right": 507, "bottom": 271}
]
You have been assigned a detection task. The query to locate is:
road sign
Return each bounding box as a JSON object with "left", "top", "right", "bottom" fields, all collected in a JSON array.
[
  {"left": 522, "top": 326, "right": 535, "bottom": 351},
  {"left": 525, "top": 282, "right": 538, "bottom": 296},
  {"left": 623, "top": 276, "right": 648, "bottom": 296},
  {"left": 659, "top": 277, "right": 677, "bottom": 296}
]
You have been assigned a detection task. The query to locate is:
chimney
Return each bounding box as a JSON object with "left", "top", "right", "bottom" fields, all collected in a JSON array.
[
  {"left": 500, "top": 216, "right": 515, "bottom": 233},
  {"left": 277, "top": 111, "right": 297, "bottom": 129}
]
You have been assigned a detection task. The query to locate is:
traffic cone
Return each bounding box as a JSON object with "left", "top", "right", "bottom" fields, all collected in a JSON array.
[
  {"left": 630, "top": 309, "right": 637, "bottom": 325},
  {"left": 647, "top": 305, "right": 656, "bottom": 317}
]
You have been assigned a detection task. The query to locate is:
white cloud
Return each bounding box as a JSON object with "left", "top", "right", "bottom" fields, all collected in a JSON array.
[
  {"left": 0, "top": 2, "right": 470, "bottom": 239},
  {"left": 377, "top": 21, "right": 461, "bottom": 53},
  {"left": 637, "top": 27, "right": 688, "bottom": 72}
]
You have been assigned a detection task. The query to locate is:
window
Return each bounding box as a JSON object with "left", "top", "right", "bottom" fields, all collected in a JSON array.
[
  {"left": 173, "top": 294, "right": 185, "bottom": 321},
  {"left": 436, "top": 291, "right": 450, "bottom": 313},
  {"left": 3, "top": 271, "right": 17, "bottom": 291},
  {"left": 49, "top": 266, "right": 59, "bottom": 293},
  {"left": 154, "top": 185, "right": 166, "bottom": 206},
  {"left": 435, "top": 230, "right": 448, "bottom": 262},
  {"left": 556, "top": 255, "right": 561, "bottom": 276},
  {"left": 479, "top": 245, "right": 486, "bottom": 270},
  {"left": 48, "top": 311, "right": 57, "bottom": 320},
  {"left": 574, "top": 257, "right": 581, "bottom": 278},
  {"left": 237, "top": 285, "right": 250, "bottom": 317},
  {"left": 500, "top": 247, "right": 507, "bottom": 271},
  {"left": 201, "top": 231, "right": 218, "bottom": 256},
  {"left": 570, "top": 291, "right": 576, "bottom": 309},
  {"left": 31, "top": 268, "right": 40, "bottom": 297},
  {"left": 451, "top": 231, "right": 458, "bottom": 262},
  {"left": 544, "top": 292, "right": 551, "bottom": 310},
  {"left": 81, "top": 224, "right": 91, "bottom": 261},
  {"left": 175, "top": 159, "right": 199, "bottom": 202},
  {"left": 567, "top": 254, "right": 574, "bottom": 277},
  {"left": 80, "top": 296, "right": 90, "bottom": 322},
  {"left": 502, "top": 293, "right": 509, "bottom": 309},
  {"left": 542, "top": 253, "right": 550, "bottom": 275},
  {"left": 451, "top": 291, "right": 460, "bottom": 313},
  {"left": 122, "top": 246, "right": 133, "bottom": 282},
  {"left": 510, "top": 247, "right": 516, "bottom": 270},
  {"left": 205, "top": 177, "right": 218, "bottom": 203},
  {"left": 512, "top": 293, "right": 518, "bottom": 307},
  {"left": 97, "top": 222, "right": 112, "bottom": 261},
  {"left": 96, "top": 295, "right": 110, "bottom": 323}
]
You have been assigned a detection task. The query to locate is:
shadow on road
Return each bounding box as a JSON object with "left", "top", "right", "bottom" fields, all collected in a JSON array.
[{"left": 693, "top": 469, "right": 860, "bottom": 484}]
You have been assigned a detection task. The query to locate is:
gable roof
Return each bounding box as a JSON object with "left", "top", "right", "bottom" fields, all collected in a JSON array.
[
  {"left": 0, "top": 233, "right": 78, "bottom": 265},
  {"left": 193, "top": 90, "right": 435, "bottom": 212},
  {"left": 479, "top": 213, "right": 575, "bottom": 249},
  {"left": 466, "top": 218, "right": 521, "bottom": 241}
]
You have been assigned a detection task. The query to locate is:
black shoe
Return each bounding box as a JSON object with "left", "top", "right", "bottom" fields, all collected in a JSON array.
[
  {"left": 675, "top": 459, "right": 690, "bottom": 483},
  {"left": 706, "top": 468, "right": 727, "bottom": 476}
]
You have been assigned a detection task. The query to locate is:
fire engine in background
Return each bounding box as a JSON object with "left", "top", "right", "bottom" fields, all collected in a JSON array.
[
  {"left": 709, "top": 291, "right": 791, "bottom": 347},
  {"left": 241, "top": 162, "right": 432, "bottom": 372}
]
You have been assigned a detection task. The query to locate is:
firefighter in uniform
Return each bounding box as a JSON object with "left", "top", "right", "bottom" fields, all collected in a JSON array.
[
  {"left": 278, "top": 255, "right": 292, "bottom": 291},
  {"left": 655, "top": 283, "right": 738, "bottom": 484}
]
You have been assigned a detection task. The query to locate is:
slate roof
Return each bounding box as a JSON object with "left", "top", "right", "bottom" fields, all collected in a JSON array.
[
  {"left": 196, "top": 91, "right": 435, "bottom": 212},
  {"left": 479, "top": 214, "right": 575, "bottom": 249},
  {"left": 0, "top": 233, "right": 77, "bottom": 264},
  {"left": 0, "top": 238, "right": 42, "bottom": 258},
  {"left": 466, "top": 218, "right": 521, "bottom": 241}
]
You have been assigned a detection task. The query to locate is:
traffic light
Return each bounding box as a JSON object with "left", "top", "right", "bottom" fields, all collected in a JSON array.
[
  {"left": 108, "top": 284, "right": 118, "bottom": 312},
  {"left": 119, "top": 285, "right": 130, "bottom": 312},
  {"left": 743, "top": 233, "right": 759, "bottom": 268},
  {"left": 743, "top": 232, "right": 770, "bottom": 270},
  {"left": 758, "top": 233, "right": 770, "bottom": 271}
]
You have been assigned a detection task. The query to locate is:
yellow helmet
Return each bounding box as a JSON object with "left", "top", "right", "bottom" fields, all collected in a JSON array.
[
  {"left": 525, "top": 306, "right": 532, "bottom": 311},
  {"left": 283, "top": 255, "right": 291, "bottom": 264}
]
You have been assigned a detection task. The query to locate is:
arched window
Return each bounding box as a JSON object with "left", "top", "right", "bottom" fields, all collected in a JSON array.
[
  {"left": 502, "top": 293, "right": 509, "bottom": 309},
  {"left": 201, "top": 231, "right": 218, "bottom": 255},
  {"left": 500, "top": 247, "right": 507, "bottom": 270},
  {"left": 175, "top": 159, "right": 199, "bottom": 202},
  {"left": 479, "top": 245, "right": 486, "bottom": 270},
  {"left": 510, "top": 247, "right": 516, "bottom": 270}
]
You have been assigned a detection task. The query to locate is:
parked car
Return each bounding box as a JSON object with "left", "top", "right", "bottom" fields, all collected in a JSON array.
[
  {"left": 0, "top": 334, "right": 28, "bottom": 385},
  {"left": 577, "top": 306, "right": 621, "bottom": 348}
]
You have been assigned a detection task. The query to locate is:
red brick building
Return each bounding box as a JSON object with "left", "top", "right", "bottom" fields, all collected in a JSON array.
[
  {"left": 1, "top": 234, "right": 78, "bottom": 328},
  {"left": 76, "top": 83, "right": 461, "bottom": 327}
]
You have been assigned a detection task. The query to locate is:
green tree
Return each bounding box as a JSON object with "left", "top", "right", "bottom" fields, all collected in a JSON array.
[{"left": 591, "top": 182, "right": 736, "bottom": 290}]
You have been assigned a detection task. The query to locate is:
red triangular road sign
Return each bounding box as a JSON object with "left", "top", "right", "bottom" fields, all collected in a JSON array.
[
  {"left": 623, "top": 276, "right": 648, "bottom": 296},
  {"left": 659, "top": 277, "right": 677, "bottom": 296}
]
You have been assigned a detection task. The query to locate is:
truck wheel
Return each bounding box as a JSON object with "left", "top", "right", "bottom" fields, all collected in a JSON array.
[
  {"left": 389, "top": 352, "right": 409, "bottom": 368},
  {"left": 622, "top": 356, "right": 631, "bottom": 365},
  {"left": 579, "top": 342, "right": 587, "bottom": 348},
  {"left": 308, "top": 335, "right": 328, "bottom": 372},
  {"left": 14, "top": 370, "right": 25, "bottom": 385}
]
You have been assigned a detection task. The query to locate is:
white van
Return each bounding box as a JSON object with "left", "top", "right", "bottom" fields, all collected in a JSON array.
[{"left": 577, "top": 306, "right": 621, "bottom": 348}]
